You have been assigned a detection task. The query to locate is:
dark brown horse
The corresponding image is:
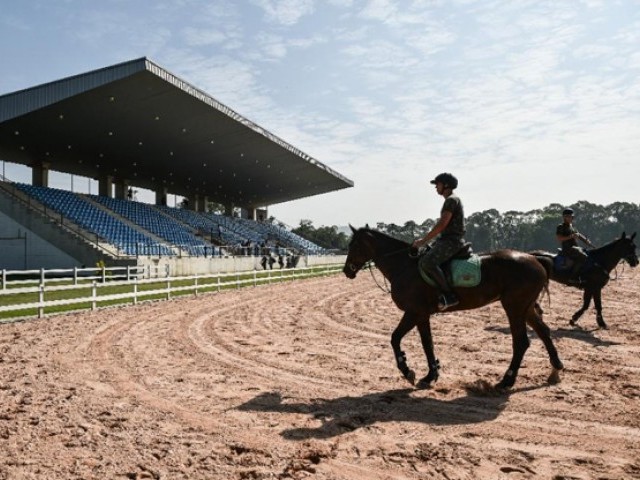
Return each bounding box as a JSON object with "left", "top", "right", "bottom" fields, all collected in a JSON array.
[
  {"left": 343, "top": 226, "right": 564, "bottom": 390},
  {"left": 530, "top": 232, "right": 638, "bottom": 329}
]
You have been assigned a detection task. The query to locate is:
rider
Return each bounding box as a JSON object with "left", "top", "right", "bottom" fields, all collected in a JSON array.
[
  {"left": 412, "top": 173, "right": 465, "bottom": 311},
  {"left": 556, "top": 208, "right": 595, "bottom": 282}
]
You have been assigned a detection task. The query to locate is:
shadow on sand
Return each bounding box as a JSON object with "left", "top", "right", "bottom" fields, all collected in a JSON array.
[
  {"left": 237, "top": 387, "right": 513, "bottom": 440},
  {"left": 485, "top": 324, "right": 620, "bottom": 347}
]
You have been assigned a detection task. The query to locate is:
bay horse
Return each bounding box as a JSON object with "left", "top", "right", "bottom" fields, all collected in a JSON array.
[
  {"left": 343, "top": 226, "right": 564, "bottom": 390},
  {"left": 530, "top": 232, "right": 638, "bottom": 329}
]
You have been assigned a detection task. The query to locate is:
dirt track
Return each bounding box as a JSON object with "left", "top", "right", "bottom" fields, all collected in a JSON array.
[{"left": 0, "top": 266, "right": 639, "bottom": 480}]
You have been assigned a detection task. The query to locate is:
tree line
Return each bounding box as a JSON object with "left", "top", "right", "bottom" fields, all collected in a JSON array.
[{"left": 292, "top": 201, "right": 640, "bottom": 253}]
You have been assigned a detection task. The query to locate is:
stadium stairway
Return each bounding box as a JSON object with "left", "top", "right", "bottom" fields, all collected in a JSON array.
[{"left": 0, "top": 181, "right": 134, "bottom": 269}]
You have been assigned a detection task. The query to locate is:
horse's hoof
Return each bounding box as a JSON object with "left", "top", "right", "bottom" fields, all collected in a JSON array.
[
  {"left": 416, "top": 375, "right": 437, "bottom": 389},
  {"left": 597, "top": 318, "right": 608, "bottom": 329},
  {"left": 495, "top": 377, "right": 515, "bottom": 391},
  {"left": 404, "top": 369, "right": 416, "bottom": 386},
  {"left": 548, "top": 368, "right": 562, "bottom": 385}
]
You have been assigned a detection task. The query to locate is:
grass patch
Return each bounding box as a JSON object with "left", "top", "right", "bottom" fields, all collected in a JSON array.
[{"left": 0, "top": 266, "right": 341, "bottom": 322}]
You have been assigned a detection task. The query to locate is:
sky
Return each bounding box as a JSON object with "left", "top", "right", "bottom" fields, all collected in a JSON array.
[{"left": 1, "top": 0, "right": 639, "bottom": 229}]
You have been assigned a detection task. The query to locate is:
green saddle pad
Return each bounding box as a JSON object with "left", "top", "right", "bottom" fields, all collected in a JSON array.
[{"left": 419, "top": 254, "right": 482, "bottom": 288}]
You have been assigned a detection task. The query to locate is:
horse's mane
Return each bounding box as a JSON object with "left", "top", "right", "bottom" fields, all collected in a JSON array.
[{"left": 358, "top": 227, "right": 411, "bottom": 248}]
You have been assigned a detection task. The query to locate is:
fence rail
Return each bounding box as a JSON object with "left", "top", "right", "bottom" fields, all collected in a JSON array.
[{"left": 0, "top": 264, "right": 343, "bottom": 320}]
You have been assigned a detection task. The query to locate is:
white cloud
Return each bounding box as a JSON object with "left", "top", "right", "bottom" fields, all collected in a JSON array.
[{"left": 251, "top": 0, "right": 315, "bottom": 26}]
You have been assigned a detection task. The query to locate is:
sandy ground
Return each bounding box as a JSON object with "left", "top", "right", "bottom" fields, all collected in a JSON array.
[{"left": 0, "top": 266, "right": 639, "bottom": 480}]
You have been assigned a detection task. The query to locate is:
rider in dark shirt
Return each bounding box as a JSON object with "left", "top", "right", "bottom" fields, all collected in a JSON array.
[
  {"left": 556, "top": 208, "right": 594, "bottom": 282},
  {"left": 412, "top": 173, "right": 465, "bottom": 311}
]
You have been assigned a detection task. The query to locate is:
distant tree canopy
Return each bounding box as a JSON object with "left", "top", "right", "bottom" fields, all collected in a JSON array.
[
  {"left": 292, "top": 201, "right": 640, "bottom": 253},
  {"left": 292, "top": 219, "right": 350, "bottom": 251}
]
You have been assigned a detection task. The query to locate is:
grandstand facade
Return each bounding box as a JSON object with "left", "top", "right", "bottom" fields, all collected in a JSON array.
[{"left": 0, "top": 58, "right": 353, "bottom": 272}]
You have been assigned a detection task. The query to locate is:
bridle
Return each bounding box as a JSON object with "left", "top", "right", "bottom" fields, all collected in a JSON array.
[{"left": 346, "top": 246, "right": 411, "bottom": 294}]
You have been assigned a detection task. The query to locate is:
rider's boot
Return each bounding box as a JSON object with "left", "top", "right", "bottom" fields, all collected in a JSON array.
[{"left": 427, "top": 265, "right": 459, "bottom": 311}]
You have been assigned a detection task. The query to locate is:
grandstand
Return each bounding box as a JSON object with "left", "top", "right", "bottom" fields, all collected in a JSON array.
[{"left": 0, "top": 58, "right": 353, "bottom": 272}]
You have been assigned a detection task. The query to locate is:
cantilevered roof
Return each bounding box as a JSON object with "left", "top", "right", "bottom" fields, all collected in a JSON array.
[{"left": 0, "top": 57, "right": 353, "bottom": 207}]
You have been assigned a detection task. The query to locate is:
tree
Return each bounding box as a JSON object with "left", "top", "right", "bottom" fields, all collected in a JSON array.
[{"left": 291, "top": 220, "right": 349, "bottom": 251}]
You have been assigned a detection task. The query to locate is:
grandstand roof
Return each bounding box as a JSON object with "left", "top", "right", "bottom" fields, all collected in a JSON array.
[{"left": 0, "top": 57, "right": 353, "bottom": 207}]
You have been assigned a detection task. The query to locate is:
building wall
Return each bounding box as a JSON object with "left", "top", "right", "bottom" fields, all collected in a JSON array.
[
  {"left": 0, "top": 209, "right": 81, "bottom": 270},
  {"left": 138, "top": 254, "right": 346, "bottom": 277}
]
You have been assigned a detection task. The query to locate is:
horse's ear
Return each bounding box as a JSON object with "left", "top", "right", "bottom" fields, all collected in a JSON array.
[
  {"left": 621, "top": 231, "right": 627, "bottom": 239},
  {"left": 365, "top": 223, "right": 370, "bottom": 229},
  {"left": 349, "top": 224, "right": 357, "bottom": 233},
  {"left": 631, "top": 232, "right": 636, "bottom": 241}
]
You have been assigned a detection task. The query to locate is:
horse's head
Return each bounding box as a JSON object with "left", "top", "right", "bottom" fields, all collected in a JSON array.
[
  {"left": 619, "top": 232, "right": 638, "bottom": 267},
  {"left": 343, "top": 225, "right": 376, "bottom": 279}
]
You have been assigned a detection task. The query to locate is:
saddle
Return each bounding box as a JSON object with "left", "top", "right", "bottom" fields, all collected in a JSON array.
[
  {"left": 553, "top": 249, "right": 591, "bottom": 275},
  {"left": 419, "top": 243, "right": 481, "bottom": 288}
]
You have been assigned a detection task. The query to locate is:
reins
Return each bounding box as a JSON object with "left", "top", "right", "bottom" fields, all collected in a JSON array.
[
  {"left": 367, "top": 247, "right": 411, "bottom": 294},
  {"left": 366, "top": 262, "right": 391, "bottom": 293}
]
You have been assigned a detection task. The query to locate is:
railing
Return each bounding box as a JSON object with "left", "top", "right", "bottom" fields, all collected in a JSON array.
[
  {"left": 0, "top": 264, "right": 343, "bottom": 320},
  {"left": 0, "top": 181, "right": 123, "bottom": 257}
]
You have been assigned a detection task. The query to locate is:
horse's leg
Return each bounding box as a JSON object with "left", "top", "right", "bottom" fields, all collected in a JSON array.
[
  {"left": 593, "top": 288, "right": 607, "bottom": 329},
  {"left": 390, "top": 312, "right": 418, "bottom": 385},
  {"left": 415, "top": 316, "right": 440, "bottom": 389},
  {"left": 526, "top": 304, "right": 564, "bottom": 384},
  {"left": 497, "top": 301, "right": 531, "bottom": 389},
  {"left": 570, "top": 289, "right": 592, "bottom": 326}
]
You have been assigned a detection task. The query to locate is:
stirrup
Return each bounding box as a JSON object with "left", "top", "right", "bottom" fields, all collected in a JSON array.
[{"left": 438, "top": 293, "right": 459, "bottom": 311}]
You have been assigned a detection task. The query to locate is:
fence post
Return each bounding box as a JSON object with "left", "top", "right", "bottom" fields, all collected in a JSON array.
[
  {"left": 40, "top": 268, "right": 45, "bottom": 287},
  {"left": 194, "top": 273, "right": 199, "bottom": 297},
  {"left": 73, "top": 266, "right": 78, "bottom": 285},
  {"left": 167, "top": 279, "right": 171, "bottom": 300},
  {"left": 126, "top": 265, "right": 131, "bottom": 282},
  {"left": 1, "top": 269, "right": 5, "bottom": 290},
  {"left": 253, "top": 270, "right": 256, "bottom": 287},
  {"left": 101, "top": 265, "right": 106, "bottom": 284},
  {"left": 91, "top": 282, "right": 97, "bottom": 310},
  {"left": 133, "top": 277, "right": 138, "bottom": 306},
  {"left": 38, "top": 285, "right": 44, "bottom": 319}
]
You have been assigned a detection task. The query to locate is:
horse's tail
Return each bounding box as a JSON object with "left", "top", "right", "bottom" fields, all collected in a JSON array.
[
  {"left": 529, "top": 250, "right": 554, "bottom": 278},
  {"left": 529, "top": 250, "right": 554, "bottom": 308}
]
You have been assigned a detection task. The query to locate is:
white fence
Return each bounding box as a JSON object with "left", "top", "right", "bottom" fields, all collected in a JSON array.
[{"left": 0, "top": 264, "right": 344, "bottom": 320}]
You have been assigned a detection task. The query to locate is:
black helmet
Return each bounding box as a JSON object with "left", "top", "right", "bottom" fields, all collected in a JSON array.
[
  {"left": 430, "top": 172, "right": 458, "bottom": 189},
  {"left": 562, "top": 208, "right": 574, "bottom": 216}
]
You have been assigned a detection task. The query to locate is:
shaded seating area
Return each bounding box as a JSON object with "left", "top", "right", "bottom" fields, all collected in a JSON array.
[
  {"left": 156, "top": 205, "right": 244, "bottom": 250},
  {"left": 15, "top": 184, "right": 173, "bottom": 256},
  {"left": 91, "top": 196, "right": 211, "bottom": 256},
  {"left": 14, "top": 183, "right": 326, "bottom": 259}
]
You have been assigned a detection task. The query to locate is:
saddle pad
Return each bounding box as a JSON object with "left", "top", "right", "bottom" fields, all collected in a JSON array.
[{"left": 419, "top": 254, "right": 482, "bottom": 288}]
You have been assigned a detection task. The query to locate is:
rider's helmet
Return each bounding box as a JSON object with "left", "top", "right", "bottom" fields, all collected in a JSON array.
[
  {"left": 430, "top": 173, "right": 458, "bottom": 189},
  {"left": 562, "top": 208, "right": 574, "bottom": 216}
]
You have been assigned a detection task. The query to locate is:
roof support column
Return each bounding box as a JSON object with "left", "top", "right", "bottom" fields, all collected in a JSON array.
[
  {"left": 31, "top": 161, "right": 50, "bottom": 187},
  {"left": 248, "top": 207, "right": 258, "bottom": 220},
  {"left": 188, "top": 194, "right": 199, "bottom": 211},
  {"left": 198, "top": 195, "right": 209, "bottom": 213},
  {"left": 98, "top": 174, "right": 113, "bottom": 198},
  {"left": 156, "top": 187, "right": 168, "bottom": 206},
  {"left": 114, "top": 178, "right": 130, "bottom": 200},
  {"left": 224, "top": 203, "right": 234, "bottom": 217}
]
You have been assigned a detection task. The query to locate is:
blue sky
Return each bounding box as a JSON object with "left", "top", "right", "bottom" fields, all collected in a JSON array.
[{"left": 1, "top": 0, "right": 639, "bottom": 228}]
